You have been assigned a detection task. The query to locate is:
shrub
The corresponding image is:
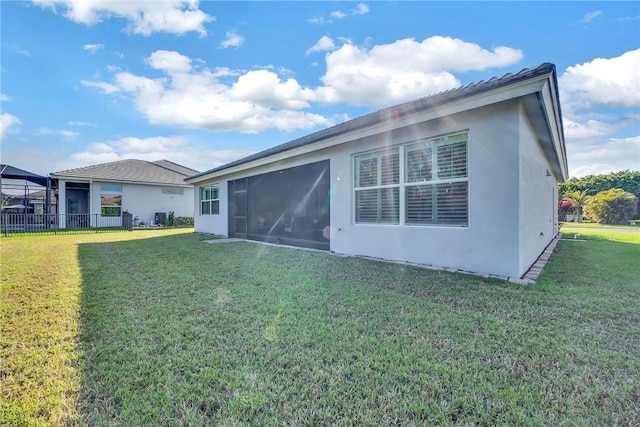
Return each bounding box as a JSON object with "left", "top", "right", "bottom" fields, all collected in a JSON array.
[
  {"left": 174, "top": 217, "right": 194, "bottom": 227},
  {"left": 167, "top": 211, "right": 175, "bottom": 227},
  {"left": 584, "top": 188, "right": 637, "bottom": 224}
]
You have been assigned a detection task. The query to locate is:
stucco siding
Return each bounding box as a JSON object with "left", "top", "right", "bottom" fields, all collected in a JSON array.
[
  {"left": 194, "top": 102, "right": 524, "bottom": 277},
  {"left": 518, "top": 104, "right": 557, "bottom": 275},
  {"left": 329, "top": 102, "right": 522, "bottom": 277},
  {"left": 193, "top": 180, "right": 228, "bottom": 236},
  {"left": 90, "top": 182, "right": 194, "bottom": 225}
]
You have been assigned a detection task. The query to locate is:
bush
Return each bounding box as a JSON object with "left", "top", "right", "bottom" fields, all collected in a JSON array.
[
  {"left": 174, "top": 217, "right": 194, "bottom": 227},
  {"left": 584, "top": 188, "right": 637, "bottom": 224}
]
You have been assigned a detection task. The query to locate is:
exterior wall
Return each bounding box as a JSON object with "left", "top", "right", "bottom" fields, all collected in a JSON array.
[
  {"left": 194, "top": 101, "right": 525, "bottom": 278},
  {"left": 329, "top": 102, "right": 521, "bottom": 277},
  {"left": 518, "top": 104, "right": 558, "bottom": 275},
  {"left": 90, "top": 182, "right": 194, "bottom": 225},
  {"left": 194, "top": 178, "right": 229, "bottom": 236}
]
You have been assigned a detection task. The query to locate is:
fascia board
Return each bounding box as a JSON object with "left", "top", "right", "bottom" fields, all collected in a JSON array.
[
  {"left": 186, "top": 77, "right": 550, "bottom": 185},
  {"left": 539, "top": 81, "right": 569, "bottom": 181}
]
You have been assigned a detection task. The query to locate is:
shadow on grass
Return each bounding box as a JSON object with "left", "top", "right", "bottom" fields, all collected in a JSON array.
[{"left": 75, "top": 232, "right": 640, "bottom": 425}]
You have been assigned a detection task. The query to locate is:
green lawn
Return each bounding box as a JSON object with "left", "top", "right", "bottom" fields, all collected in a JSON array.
[{"left": 1, "top": 228, "right": 638, "bottom": 426}]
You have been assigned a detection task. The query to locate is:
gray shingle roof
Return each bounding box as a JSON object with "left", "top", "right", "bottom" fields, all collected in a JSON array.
[
  {"left": 51, "top": 159, "right": 199, "bottom": 186},
  {"left": 187, "top": 63, "right": 558, "bottom": 181},
  {"left": 151, "top": 160, "right": 200, "bottom": 177}
]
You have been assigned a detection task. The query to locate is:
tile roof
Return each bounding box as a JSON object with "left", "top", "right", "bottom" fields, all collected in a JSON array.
[
  {"left": 51, "top": 159, "right": 199, "bottom": 186},
  {"left": 187, "top": 63, "right": 558, "bottom": 181}
]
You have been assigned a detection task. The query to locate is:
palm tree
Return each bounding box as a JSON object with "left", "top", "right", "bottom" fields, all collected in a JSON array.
[{"left": 567, "top": 190, "right": 589, "bottom": 222}]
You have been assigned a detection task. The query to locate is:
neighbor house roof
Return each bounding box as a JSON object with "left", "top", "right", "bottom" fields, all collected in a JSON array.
[
  {"left": 51, "top": 159, "right": 199, "bottom": 186},
  {"left": 186, "top": 62, "right": 566, "bottom": 183}
]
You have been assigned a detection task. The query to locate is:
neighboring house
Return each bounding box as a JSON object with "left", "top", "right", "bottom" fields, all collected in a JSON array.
[
  {"left": 185, "top": 63, "right": 568, "bottom": 279},
  {"left": 51, "top": 159, "right": 198, "bottom": 228}
]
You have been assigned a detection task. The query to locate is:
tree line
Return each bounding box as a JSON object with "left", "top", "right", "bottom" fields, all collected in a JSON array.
[{"left": 558, "top": 170, "right": 639, "bottom": 224}]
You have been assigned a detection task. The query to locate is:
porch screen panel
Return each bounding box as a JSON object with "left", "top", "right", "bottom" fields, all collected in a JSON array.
[{"left": 229, "top": 160, "right": 330, "bottom": 250}]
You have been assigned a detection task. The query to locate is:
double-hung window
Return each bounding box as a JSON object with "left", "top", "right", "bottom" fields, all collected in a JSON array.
[
  {"left": 405, "top": 134, "right": 468, "bottom": 225},
  {"left": 354, "top": 132, "right": 468, "bottom": 227},
  {"left": 354, "top": 147, "right": 400, "bottom": 223},
  {"left": 100, "top": 184, "right": 122, "bottom": 216},
  {"left": 200, "top": 184, "right": 220, "bottom": 215}
]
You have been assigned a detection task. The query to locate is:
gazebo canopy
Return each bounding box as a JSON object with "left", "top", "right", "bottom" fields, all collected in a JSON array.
[{"left": 0, "top": 164, "right": 48, "bottom": 187}]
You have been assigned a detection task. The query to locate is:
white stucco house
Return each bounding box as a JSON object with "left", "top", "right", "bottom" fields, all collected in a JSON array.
[
  {"left": 185, "top": 63, "right": 568, "bottom": 279},
  {"left": 50, "top": 159, "right": 198, "bottom": 228}
]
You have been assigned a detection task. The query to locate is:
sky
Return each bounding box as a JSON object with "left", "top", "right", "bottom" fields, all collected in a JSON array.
[{"left": 1, "top": 1, "right": 639, "bottom": 180}]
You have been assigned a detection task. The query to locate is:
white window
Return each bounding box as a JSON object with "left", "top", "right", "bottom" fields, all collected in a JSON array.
[
  {"left": 354, "top": 133, "right": 468, "bottom": 227},
  {"left": 354, "top": 147, "right": 400, "bottom": 224},
  {"left": 100, "top": 184, "right": 122, "bottom": 216},
  {"left": 200, "top": 184, "right": 220, "bottom": 215}
]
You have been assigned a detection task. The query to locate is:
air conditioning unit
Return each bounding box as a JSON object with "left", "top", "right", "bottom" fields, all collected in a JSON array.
[{"left": 155, "top": 212, "right": 166, "bottom": 225}]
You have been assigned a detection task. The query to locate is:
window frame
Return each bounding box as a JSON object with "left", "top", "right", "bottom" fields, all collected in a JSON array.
[
  {"left": 100, "top": 184, "right": 123, "bottom": 217},
  {"left": 353, "top": 147, "right": 401, "bottom": 224},
  {"left": 353, "top": 132, "right": 469, "bottom": 227},
  {"left": 199, "top": 184, "right": 220, "bottom": 215}
]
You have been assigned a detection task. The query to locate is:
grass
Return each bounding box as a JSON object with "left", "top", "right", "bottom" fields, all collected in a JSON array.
[
  {"left": 561, "top": 221, "right": 640, "bottom": 229},
  {"left": 1, "top": 228, "right": 638, "bottom": 426}
]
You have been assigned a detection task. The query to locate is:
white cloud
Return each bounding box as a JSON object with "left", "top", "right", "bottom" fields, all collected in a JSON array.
[
  {"left": 0, "top": 93, "right": 12, "bottom": 102},
  {"left": 83, "top": 43, "right": 104, "bottom": 54},
  {"left": 568, "top": 136, "right": 640, "bottom": 178},
  {"left": 619, "top": 15, "right": 640, "bottom": 22},
  {"left": 559, "top": 49, "right": 640, "bottom": 177},
  {"left": 230, "top": 70, "right": 316, "bottom": 109},
  {"left": 560, "top": 49, "right": 640, "bottom": 110},
  {"left": 12, "top": 47, "right": 31, "bottom": 57},
  {"left": 219, "top": 31, "right": 245, "bottom": 49},
  {"left": 31, "top": 127, "right": 79, "bottom": 138},
  {"left": 317, "top": 36, "right": 523, "bottom": 106},
  {"left": 146, "top": 50, "right": 192, "bottom": 74},
  {"left": 84, "top": 50, "right": 332, "bottom": 133},
  {"left": 0, "top": 113, "right": 21, "bottom": 138},
  {"left": 579, "top": 10, "right": 602, "bottom": 24},
  {"left": 352, "top": 3, "right": 369, "bottom": 15},
  {"left": 331, "top": 3, "right": 369, "bottom": 19},
  {"left": 81, "top": 79, "right": 121, "bottom": 94},
  {"left": 59, "top": 130, "right": 80, "bottom": 138},
  {"left": 34, "top": 0, "right": 214, "bottom": 36},
  {"left": 68, "top": 120, "right": 97, "bottom": 127},
  {"left": 307, "top": 16, "right": 329, "bottom": 25},
  {"left": 313, "top": 3, "right": 369, "bottom": 24},
  {"left": 306, "top": 36, "right": 336, "bottom": 55},
  {"left": 563, "top": 118, "right": 614, "bottom": 140},
  {"left": 68, "top": 135, "right": 254, "bottom": 173}
]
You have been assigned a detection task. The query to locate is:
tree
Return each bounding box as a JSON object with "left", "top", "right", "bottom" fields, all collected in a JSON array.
[
  {"left": 583, "top": 188, "right": 637, "bottom": 225},
  {"left": 559, "top": 170, "right": 640, "bottom": 219},
  {"left": 565, "top": 190, "right": 589, "bottom": 222}
]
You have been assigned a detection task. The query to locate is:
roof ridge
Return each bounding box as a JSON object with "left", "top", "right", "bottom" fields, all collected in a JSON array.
[{"left": 151, "top": 159, "right": 199, "bottom": 176}]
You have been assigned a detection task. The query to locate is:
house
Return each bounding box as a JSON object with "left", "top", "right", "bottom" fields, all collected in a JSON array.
[
  {"left": 185, "top": 63, "right": 568, "bottom": 279},
  {"left": 50, "top": 159, "right": 198, "bottom": 228}
]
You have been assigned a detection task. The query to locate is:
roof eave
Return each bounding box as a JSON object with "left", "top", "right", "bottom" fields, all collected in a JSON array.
[{"left": 186, "top": 74, "right": 553, "bottom": 185}]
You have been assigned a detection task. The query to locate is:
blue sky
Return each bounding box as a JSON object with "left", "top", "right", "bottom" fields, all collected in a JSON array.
[{"left": 1, "top": 1, "right": 639, "bottom": 179}]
